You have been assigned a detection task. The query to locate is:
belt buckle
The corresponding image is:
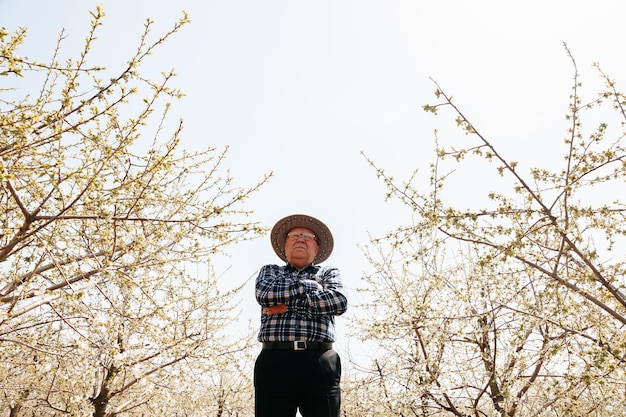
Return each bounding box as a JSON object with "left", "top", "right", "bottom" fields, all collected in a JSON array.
[{"left": 294, "top": 341, "right": 307, "bottom": 351}]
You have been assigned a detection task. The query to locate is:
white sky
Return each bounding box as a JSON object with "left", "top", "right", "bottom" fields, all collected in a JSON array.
[{"left": 2, "top": 0, "right": 626, "bottom": 361}]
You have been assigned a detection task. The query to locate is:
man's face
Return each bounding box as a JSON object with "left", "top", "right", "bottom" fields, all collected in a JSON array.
[{"left": 284, "top": 227, "right": 319, "bottom": 269}]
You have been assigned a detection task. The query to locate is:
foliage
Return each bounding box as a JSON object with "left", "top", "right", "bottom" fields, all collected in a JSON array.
[
  {"left": 356, "top": 46, "right": 626, "bottom": 416},
  {"left": 1, "top": 7, "right": 266, "bottom": 416}
]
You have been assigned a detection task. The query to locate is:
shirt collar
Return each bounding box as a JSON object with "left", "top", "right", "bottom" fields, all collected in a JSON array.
[{"left": 285, "top": 262, "right": 318, "bottom": 272}]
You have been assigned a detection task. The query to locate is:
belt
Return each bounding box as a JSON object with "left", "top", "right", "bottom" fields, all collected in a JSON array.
[{"left": 262, "top": 341, "right": 333, "bottom": 351}]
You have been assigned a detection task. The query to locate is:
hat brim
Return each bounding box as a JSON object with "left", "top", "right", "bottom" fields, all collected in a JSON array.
[{"left": 270, "top": 214, "right": 334, "bottom": 264}]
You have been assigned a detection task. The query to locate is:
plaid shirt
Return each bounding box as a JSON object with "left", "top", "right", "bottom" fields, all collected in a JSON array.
[{"left": 255, "top": 263, "right": 348, "bottom": 342}]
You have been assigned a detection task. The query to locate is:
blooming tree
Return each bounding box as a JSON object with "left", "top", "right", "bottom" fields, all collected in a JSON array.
[
  {"left": 355, "top": 47, "right": 626, "bottom": 416},
  {"left": 1, "top": 7, "right": 265, "bottom": 416}
]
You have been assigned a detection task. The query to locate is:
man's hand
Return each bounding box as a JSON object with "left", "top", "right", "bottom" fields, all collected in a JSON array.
[{"left": 264, "top": 303, "right": 288, "bottom": 315}]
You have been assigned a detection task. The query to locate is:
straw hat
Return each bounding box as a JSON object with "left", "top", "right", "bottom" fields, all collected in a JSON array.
[{"left": 270, "top": 214, "right": 334, "bottom": 264}]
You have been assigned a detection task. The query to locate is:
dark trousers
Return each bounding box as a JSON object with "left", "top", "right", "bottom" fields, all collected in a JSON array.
[{"left": 254, "top": 348, "right": 342, "bottom": 417}]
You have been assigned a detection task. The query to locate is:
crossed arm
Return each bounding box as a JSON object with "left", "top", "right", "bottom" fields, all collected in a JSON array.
[
  {"left": 256, "top": 265, "right": 347, "bottom": 317},
  {"left": 263, "top": 282, "right": 322, "bottom": 315}
]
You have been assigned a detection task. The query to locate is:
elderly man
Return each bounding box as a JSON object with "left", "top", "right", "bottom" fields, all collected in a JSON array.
[{"left": 254, "top": 214, "right": 348, "bottom": 417}]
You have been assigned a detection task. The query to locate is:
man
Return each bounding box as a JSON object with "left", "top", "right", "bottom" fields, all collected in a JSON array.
[{"left": 254, "top": 214, "right": 348, "bottom": 417}]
